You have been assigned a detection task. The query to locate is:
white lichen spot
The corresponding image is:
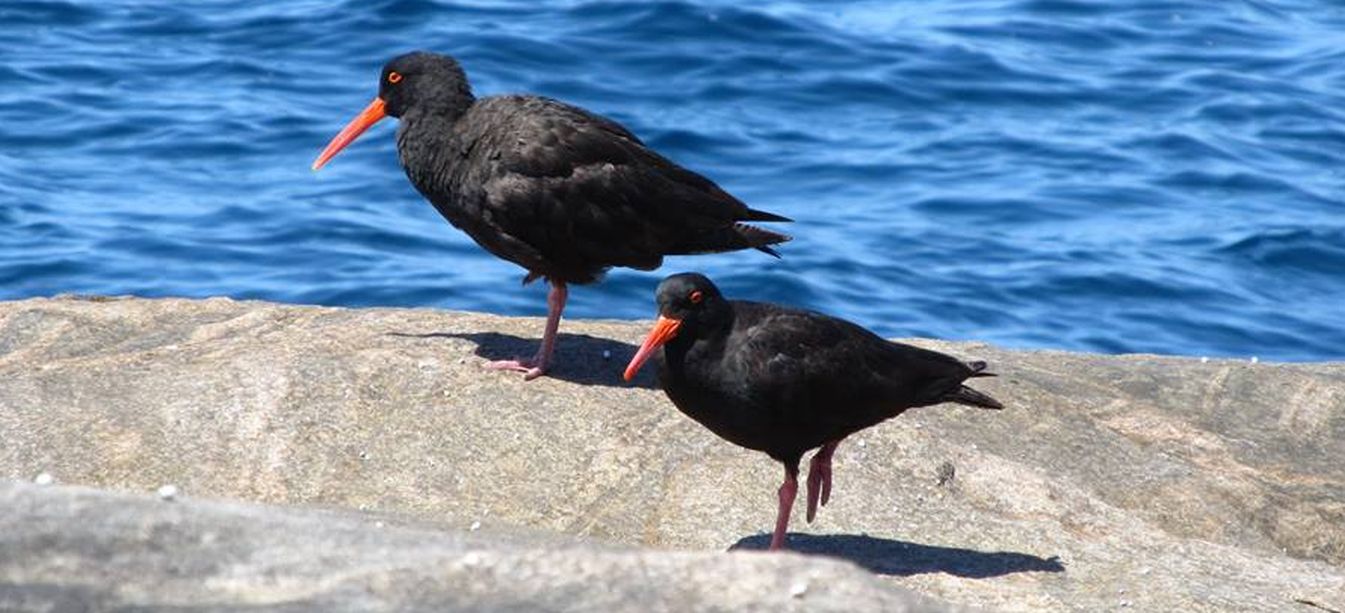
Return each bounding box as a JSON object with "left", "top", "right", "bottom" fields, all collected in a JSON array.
[
  {"left": 470, "top": 520, "right": 482, "bottom": 532},
  {"left": 157, "top": 484, "right": 179, "bottom": 501},
  {"left": 789, "top": 581, "right": 808, "bottom": 598},
  {"left": 34, "top": 472, "right": 54, "bottom": 486}
]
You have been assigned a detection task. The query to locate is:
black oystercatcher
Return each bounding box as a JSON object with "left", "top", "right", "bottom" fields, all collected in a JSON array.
[
  {"left": 312, "top": 52, "right": 790, "bottom": 380},
  {"left": 623, "top": 273, "right": 1003, "bottom": 550}
]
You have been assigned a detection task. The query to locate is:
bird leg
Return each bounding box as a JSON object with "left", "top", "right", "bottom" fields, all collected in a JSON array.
[
  {"left": 485, "top": 279, "right": 567, "bottom": 380},
  {"left": 805, "top": 439, "right": 841, "bottom": 523},
  {"left": 769, "top": 464, "right": 800, "bottom": 551}
]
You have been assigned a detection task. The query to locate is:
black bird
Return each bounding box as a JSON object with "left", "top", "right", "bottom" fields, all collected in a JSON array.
[
  {"left": 313, "top": 52, "right": 790, "bottom": 379},
  {"left": 624, "top": 273, "right": 1003, "bottom": 550}
]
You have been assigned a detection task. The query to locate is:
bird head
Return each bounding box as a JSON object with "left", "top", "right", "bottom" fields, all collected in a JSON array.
[
  {"left": 623, "top": 273, "right": 729, "bottom": 381},
  {"left": 311, "top": 51, "right": 473, "bottom": 171}
]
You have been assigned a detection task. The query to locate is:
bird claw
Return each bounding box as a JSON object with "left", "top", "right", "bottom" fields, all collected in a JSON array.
[{"left": 484, "top": 357, "right": 548, "bottom": 380}]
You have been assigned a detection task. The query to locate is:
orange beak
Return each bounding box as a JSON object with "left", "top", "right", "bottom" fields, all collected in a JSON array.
[
  {"left": 311, "top": 97, "right": 388, "bottom": 171},
  {"left": 623, "top": 315, "right": 682, "bottom": 382}
]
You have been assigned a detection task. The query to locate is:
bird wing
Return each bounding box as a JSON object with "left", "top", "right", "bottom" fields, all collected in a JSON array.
[
  {"left": 725, "top": 303, "right": 974, "bottom": 413},
  {"left": 727, "top": 306, "right": 884, "bottom": 399},
  {"left": 473, "top": 96, "right": 781, "bottom": 270}
]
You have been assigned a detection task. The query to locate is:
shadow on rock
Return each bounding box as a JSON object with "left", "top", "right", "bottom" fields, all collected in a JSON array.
[
  {"left": 389, "top": 331, "right": 657, "bottom": 389},
  {"left": 730, "top": 533, "right": 1065, "bottom": 578}
]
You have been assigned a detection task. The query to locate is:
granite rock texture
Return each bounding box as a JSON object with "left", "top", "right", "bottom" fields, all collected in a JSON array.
[
  {"left": 0, "top": 481, "right": 946, "bottom": 612},
  {"left": 1, "top": 296, "right": 1342, "bottom": 611}
]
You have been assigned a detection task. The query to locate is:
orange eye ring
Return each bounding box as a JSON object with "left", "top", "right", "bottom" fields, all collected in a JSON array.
[
  {"left": 387, "top": 71, "right": 403, "bottom": 84},
  {"left": 689, "top": 290, "right": 704, "bottom": 304}
]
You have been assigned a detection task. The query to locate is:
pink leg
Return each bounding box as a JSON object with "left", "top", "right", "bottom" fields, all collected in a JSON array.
[
  {"left": 805, "top": 439, "right": 841, "bottom": 523},
  {"left": 485, "top": 280, "right": 567, "bottom": 380},
  {"left": 769, "top": 464, "right": 799, "bottom": 551}
]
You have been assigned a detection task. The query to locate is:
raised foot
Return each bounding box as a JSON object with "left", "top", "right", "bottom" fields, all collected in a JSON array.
[
  {"left": 484, "top": 357, "right": 548, "bottom": 381},
  {"left": 805, "top": 441, "right": 838, "bottom": 523}
]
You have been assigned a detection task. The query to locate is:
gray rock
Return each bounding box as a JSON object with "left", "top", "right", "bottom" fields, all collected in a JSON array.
[
  {"left": 0, "top": 481, "right": 945, "bottom": 612},
  {"left": 1, "top": 295, "right": 1343, "bottom": 611}
]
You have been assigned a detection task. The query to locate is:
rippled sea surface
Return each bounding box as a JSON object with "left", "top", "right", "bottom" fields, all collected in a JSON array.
[{"left": 3, "top": 1, "right": 1344, "bottom": 360}]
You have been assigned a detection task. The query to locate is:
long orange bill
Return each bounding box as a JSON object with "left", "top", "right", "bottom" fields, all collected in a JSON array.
[
  {"left": 311, "top": 97, "right": 387, "bottom": 171},
  {"left": 623, "top": 315, "right": 682, "bottom": 381}
]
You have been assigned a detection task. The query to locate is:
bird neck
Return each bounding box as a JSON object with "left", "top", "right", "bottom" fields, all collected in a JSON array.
[
  {"left": 395, "top": 100, "right": 475, "bottom": 177},
  {"left": 663, "top": 308, "right": 734, "bottom": 370},
  {"left": 402, "top": 92, "right": 475, "bottom": 127}
]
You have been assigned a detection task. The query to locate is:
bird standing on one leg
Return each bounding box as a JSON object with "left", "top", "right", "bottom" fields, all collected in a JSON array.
[
  {"left": 313, "top": 52, "right": 790, "bottom": 380},
  {"left": 624, "top": 273, "right": 1004, "bottom": 550}
]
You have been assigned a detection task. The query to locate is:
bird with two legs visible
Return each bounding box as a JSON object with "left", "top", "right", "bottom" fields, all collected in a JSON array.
[{"left": 624, "top": 273, "right": 1004, "bottom": 551}]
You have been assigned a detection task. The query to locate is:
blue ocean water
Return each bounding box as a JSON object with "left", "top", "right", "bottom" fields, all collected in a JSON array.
[{"left": 2, "top": 1, "right": 1343, "bottom": 361}]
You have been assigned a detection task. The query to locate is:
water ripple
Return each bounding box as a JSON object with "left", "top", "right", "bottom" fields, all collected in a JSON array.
[{"left": 1, "top": 0, "right": 1343, "bottom": 361}]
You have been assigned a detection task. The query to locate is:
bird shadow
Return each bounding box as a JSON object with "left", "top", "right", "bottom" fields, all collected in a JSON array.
[
  {"left": 729, "top": 533, "right": 1065, "bottom": 578},
  {"left": 388, "top": 331, "right": 656, "bottom": 389}
]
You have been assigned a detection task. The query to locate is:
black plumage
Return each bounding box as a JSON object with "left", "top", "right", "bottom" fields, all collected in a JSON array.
[
  {"left": 314, "top": 52, "right": 790, "bottom": 379},
  {"left": 624, "top": 273, "right": 1003, "bottom": 550}
]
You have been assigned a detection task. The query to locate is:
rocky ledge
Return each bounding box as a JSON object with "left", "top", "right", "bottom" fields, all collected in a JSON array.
[{"left": 0, "top": 296, "right": 1342, "bottom": 611}]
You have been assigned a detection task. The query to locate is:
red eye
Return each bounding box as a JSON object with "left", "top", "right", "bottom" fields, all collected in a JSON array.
[
  {"left": 387, "top": 71, "right": 403, "bottom": 84},
  {"left": 689, "top": 290, "right": 704, "bottom": 304}
]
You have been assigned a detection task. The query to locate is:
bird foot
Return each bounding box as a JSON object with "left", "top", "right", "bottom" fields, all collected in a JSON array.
[
  {"left": 805, "top": 441, "right": 839, "bottom": 523},
  {"left": 484, "top": 357, "right": 548, "bottom": 381}
]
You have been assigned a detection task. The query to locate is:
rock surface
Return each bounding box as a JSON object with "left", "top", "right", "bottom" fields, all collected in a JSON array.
[
  {"left": 1, "top": 295, "right": 1343, "bottom": 611},
  {"left": 0, "top": 481, "right": 944, "bottom": 612}
]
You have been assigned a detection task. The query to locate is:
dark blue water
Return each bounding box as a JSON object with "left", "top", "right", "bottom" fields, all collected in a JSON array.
[{"left": 3, "top": 1, "right": 1344, "bottom": 361}]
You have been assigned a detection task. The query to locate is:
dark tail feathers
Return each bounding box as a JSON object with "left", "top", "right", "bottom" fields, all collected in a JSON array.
[
  {"left": 945, "top": 360, "right": 1003, "bottom": 409},
  {"left": 946, "top": 385, "right": 1004, "bottom": 410},
  {"left": 966, "top": 360, "right": 997, "bottom": 378},
  {"left": 743, "top": 207, "right": 792, "bottom": 223},
  {"left": 671, "top": 221, "right": 791, "bottom": 258},
  {"left": 734, "top": 222, "right": 792, "bottom": 258},
  {"left": 740, "top": 207, "right": 791, "bottom": 257}
]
